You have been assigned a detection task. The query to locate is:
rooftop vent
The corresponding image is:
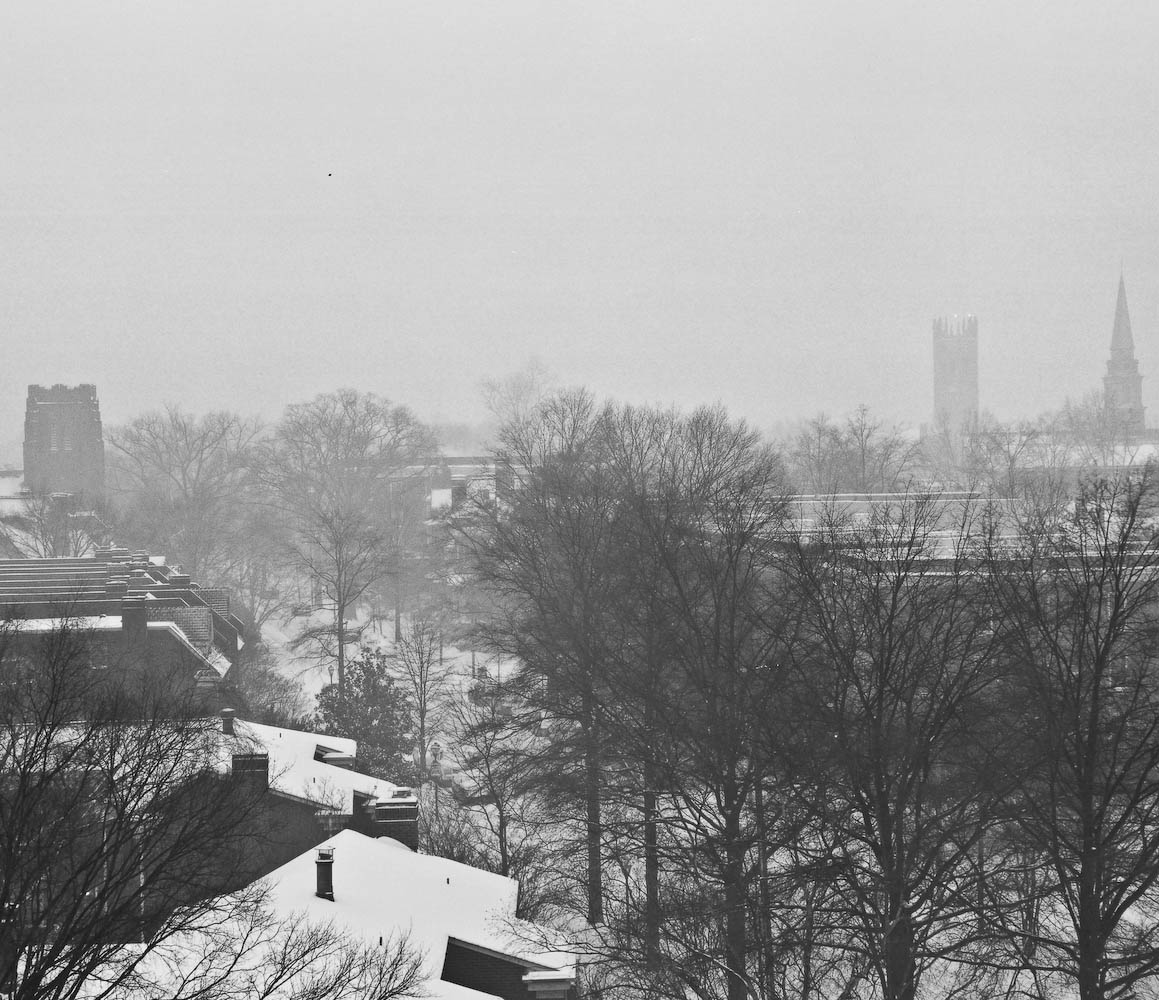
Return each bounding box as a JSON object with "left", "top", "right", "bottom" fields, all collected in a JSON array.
[{"left": 315, "top": 847, "right": 334, "bottom": 901}]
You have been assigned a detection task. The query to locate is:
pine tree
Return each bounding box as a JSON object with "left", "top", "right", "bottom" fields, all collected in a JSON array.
[{"left": 315, "top": 646, "right": 417, "bottom": 783}]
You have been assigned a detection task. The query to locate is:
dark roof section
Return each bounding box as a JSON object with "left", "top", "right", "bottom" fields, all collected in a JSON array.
[{"left": 0, "top": 547, "right": 244, "bottom": 666}]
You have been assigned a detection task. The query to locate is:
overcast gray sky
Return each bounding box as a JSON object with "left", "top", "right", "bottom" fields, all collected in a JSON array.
[{"left": 3, "top": 1, "right": 1158, "bottom": 457}]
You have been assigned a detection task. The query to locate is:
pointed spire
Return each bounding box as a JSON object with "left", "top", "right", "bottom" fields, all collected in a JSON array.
[
  {"left": 1104, "top": 273, "right": 1146, "bottom": 438},
  {"left": 1110, "top": 274, "right": 1135, "bottom": 358}
]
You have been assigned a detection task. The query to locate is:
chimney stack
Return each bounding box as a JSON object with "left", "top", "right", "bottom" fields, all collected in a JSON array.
[
  {"left": 315, "top": 847, "right": 335, "bottom": 901},
  {"left": 523, "top": 970, "right": 579, "bottom": 999},
  {"left": 230, "top": 752, "right": 269, "bottom": 788},
  {"left": 372, "top": 789, "right": 420, "bottom": 850},
  {"left": 121, "top": 595, "right": 148, "bottom": 654},
  {"left": 221, "top": 708, "right": 236, "bottom": 735}
]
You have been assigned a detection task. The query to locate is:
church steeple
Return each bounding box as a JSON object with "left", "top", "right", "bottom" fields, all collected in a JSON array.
[
  {"left": 1110, "top": 274, "right": 1135, "bottom": 358},
  {"left": 1103, "top": 274, "right": 1145, "bottom": 437}
]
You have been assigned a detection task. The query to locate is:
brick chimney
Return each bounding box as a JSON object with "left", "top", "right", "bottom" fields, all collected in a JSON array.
[
  {"left": 221, "top": 708, "right": 236, "bottom": 735},
  {"left": 231, "top": 752, "right": 269, "bottom": 788},
  {"left": 522, "top": 970, "right": 577, "bottom": 999},
  {"left": 121, "top": 595, "right": 148, "bottom": 654},
  {"left": 315, "top": 847, "right": 335, "bottom": 901},
  {"left": 373, "top": 789, "right": 419, "bottom": 850}
]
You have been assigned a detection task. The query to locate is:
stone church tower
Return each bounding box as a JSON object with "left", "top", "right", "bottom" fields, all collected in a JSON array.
[
  {"left": 1103, "top": 275, "right": 1145, "bottom": 437},
  {"left": 23, "top": 383, "right": 106, "bottom": 496},
  {"left": 932, "top": 315, "right": 979, "bottom": 432}
]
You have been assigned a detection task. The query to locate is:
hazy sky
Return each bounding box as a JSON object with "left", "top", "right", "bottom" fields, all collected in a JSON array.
[{"left": 3, "top": 1, "right": 1158, "bottom": 459}]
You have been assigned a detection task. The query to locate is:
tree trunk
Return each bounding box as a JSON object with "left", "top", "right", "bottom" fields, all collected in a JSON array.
[
  {"left": 336, "top": 600, "right": 347, "bottom": 703},
  {"left": 644, "top": 777, "right": 660, "bottom": 966},
  {"left": 1077, "top": 855, "right": 1104, "bottom": 1000},
  {"left": 723, "top": 808, "right": 748, "bottom": 1000},
  {"left": 498, "top": 802, "right": 510, "bottom": 877},
  {"left": 755, "top": 781, "right": 773, "bottom": 996},
  {"left": 883, "top": 886, "right": 917, "bottom": 1000},
  {"left": 584, "top": 690, "right": 603, "bottom": 925},
  {"left": 418, "top": 714, "right": 427, "bottom": 776}
]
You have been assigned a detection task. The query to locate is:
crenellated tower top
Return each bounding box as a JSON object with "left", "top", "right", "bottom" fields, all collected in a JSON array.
[{"left": 932, "top": 315, "right": 979, "bottom": 432}]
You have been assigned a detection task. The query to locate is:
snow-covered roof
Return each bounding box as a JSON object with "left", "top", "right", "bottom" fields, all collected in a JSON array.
[
  {"left": 260, "top": 829, "right": 573, "bottom": 999},
  {"left": 220, "top": 720, "right": 403, "bottom": 814}
]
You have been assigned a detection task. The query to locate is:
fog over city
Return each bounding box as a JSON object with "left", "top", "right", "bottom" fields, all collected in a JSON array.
[
  {"left": 10, "top": 8, "right": 1159, "bottom": 999},
  {"left": 3, "top": 2, "right": 1158, "bottom": 451}
]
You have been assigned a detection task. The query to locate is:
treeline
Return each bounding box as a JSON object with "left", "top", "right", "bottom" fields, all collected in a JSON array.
[
  {"left": 450, "top": 389, "right": 1159, "bottom": 1000},
  {"left": 785, "top": 392, "right": 1148, "bottom": 498}
]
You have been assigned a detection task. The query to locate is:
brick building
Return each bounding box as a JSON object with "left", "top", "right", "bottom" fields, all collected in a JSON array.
[{"left": 0, "top": 547, "right": 244, "bottom": 683}]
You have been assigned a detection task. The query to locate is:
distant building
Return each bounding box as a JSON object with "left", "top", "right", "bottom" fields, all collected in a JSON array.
[
  {"left": 932, "top": 316, "right": 979, "bottom": 432},
  {"left": 23, "top": 383, "right": 105, "bottom": 496},
  {"left": 427, "top": 455, "right": 499, "bottom": 513},
  {"left": 1103, "top": 275, "right": 1146, "bottom": 437}
]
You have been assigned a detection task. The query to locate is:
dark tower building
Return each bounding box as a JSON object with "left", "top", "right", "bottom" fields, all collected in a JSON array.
[
  {"left": 1103, "top": 275, "right": 1145, "bottom": 437},
  {"left": 23, "top": 384, "right": 106, "bottom": 496},
  {"left": 932, "top": 315, "right": 979, "bottom": 432}
]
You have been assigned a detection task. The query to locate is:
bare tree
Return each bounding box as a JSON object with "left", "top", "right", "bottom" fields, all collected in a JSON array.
[
  {"left": 782, "top": 495, "right": 1013, "bottom": 1000},
  {"left": 595, "top": 404, "right": 792, "bottom": 1000},
  {"left": 972, "top": 417, "right": 1042, "bottom": 498},
  {"left": 0, "top": 617, "right": 273, "bottom": 1000},
  {"left": 459, "top": 388, "right": 621, "bottom": 927},
  {"left": 1054, "top": 391, "right": 1142, "bottom": 470},
  {"left": 788, "top": 406, "right": 919, "bottom": 494},
  {"left": 106, "top": 407, "right": 263, "bottom": 582},
  {"left": 788, "top": 412, "right": 845, "bottom": 495},
  {"left": 843, "top": 404, "right": 921, "bottom": 493},
  {"left": 425, "top": 683, "right": 573, "bottom": 927},
  {"left": 214, "top": 505, "right": 295, "bottom": 638},
  {"left": 386, "top": 618, "right": 452, "bottom": 778},
  {"left": 479, "top": 358, "right": 556, "bottom": 442},
  {"left": 226, "top": 644, "right": 310, "bottom": 728},
  {"left": 257, "top": 390, "right": 437, "bottom": 701},
  {"left": 0, "top": 492, "right": 111, "bottom": 558},
  {"left": 0, "top": 610, "right": 426, "bottom": 1000},
  {"left": 447, "top": 688, "right": 518, "bottom": 868},
  {"left": 984, "top": 472, "right": 1159, "bottom": 1000},
  {"left": 108, "top": 889, "right": 426, "bottom": 1000},
  {"left": 464, "top": 396, "right": 830, "bottom": 999}
]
